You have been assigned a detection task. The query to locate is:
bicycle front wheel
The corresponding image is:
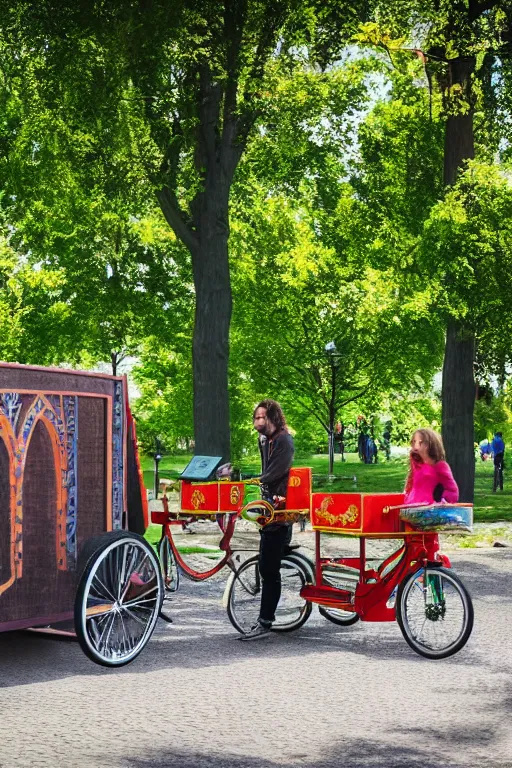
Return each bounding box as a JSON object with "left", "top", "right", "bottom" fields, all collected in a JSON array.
[
  {"left": 227, "top": 554, "right": 312, "bottom": 634},
  {"left": 396, "top": 566, "right": 473, "bottom": 659}
]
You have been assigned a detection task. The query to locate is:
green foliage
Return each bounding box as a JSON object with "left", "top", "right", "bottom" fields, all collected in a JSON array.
[
  {"left": 0, "top": 233, "right": 74, "bottom": 365},
  {"left": 230, "top": 103, "right": 445, "bottom": 442},
  {"left": 131, "top": 338, "right": 194, "bottom": 455},
  {"left": 383, "top": 393, "right": 442, "bottom": 445},
  {"left": 353, "top": 64, "right": 445, "bottom": 252},
  {"left": 418, "top": 162, "right": 512, "bottom": 343},
  {"left": 474, "top": 393, "right": 512, "bottom": 445},
  {"left": 0, "top": 17, "right": 194, "bottom": 372}
]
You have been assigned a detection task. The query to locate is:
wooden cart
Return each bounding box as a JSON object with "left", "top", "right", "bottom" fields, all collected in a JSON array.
[{"left": 0, "top": 362, "right": 163, "bottom": 667}]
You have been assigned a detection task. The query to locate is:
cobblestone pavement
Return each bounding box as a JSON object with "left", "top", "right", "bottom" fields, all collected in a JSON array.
[{"left": 0, "top": 531, "right": 511, "bottom": 768}]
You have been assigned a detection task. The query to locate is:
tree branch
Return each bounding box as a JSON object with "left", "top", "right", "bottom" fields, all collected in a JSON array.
[
  {"left": 337, "top": 383, "right": 373, "bottom": 409},
  {"left": 290, "top": 357, "right": 325, "bottom": 395},
  {"left": 221, "top": 0, "right": 246, "bottom": 155},
  {"left": 156, "top": 187, "right": 198, "bottom": 254},
  {"left": 195, "top": 63, "right": 223, "bottom": 177},
  {"left": 282, "top": 357, "right": 330, "bottom": 407},
  {"left": 234, "top": 9, "right": 288, "bottom": 147},
  {"left": 265, "top": 371, "right": 328, "bottom": 429}
]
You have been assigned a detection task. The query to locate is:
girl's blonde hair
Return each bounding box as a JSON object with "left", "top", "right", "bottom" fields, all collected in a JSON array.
[{"left": 404, "top": 429, "right": 446, "bottom": 493}]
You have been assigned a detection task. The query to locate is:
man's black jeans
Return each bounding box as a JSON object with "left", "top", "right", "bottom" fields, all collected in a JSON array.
[{"left": 258, "top": 522, "right": 292, "bottom": 625}]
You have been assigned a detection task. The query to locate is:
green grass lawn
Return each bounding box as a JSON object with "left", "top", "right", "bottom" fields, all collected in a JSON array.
[{"left": 140, "top": 452, "right": 512, "bottom": 522}]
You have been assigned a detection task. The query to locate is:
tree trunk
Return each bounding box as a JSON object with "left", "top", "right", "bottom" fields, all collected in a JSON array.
[
  {"left": 157, "top": 178, "right": 234, "bottom": 463},
  {"left": 441, "top": 56, "right": 476, "bottom": 502},
  {"left": 442, "top": 320, "right": 475, "bottom": 501},
  {"left": 190, "top": 194, "right": 232, "bottom": 462}
]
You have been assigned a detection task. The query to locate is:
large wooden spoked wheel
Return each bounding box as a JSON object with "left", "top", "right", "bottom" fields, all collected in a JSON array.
[{"left": 74, "top": 531, "right": 163, "bottom": 667}]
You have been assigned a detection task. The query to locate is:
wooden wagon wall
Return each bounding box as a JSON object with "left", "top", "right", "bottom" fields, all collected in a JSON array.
[{"left": 0, "top": 365, "right": 127, "bottom": 630}]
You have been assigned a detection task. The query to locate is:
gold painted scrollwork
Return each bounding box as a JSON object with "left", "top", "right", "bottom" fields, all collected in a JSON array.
[
  {"left": 191, "top": 489, "right": 206, "bottom": 510},
  {"left": 230, "top": 486, "right": 241, "bottom": 505},
  {"left": 314, "top": 496, "right": 359, "bottom": 526}
]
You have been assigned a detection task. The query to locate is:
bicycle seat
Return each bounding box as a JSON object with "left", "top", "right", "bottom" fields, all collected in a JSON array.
[{"left": 284, "top": 543, "right": 301, "bottom": 554}]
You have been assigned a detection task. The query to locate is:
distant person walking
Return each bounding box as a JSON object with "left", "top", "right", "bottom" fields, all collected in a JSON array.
[
  {"left": 334, "top": 420, "right": 345, "bottom": 461},
  {"left": 382, "top": 422, "right": 392, "bottom": 461},
  {"left": 491, "top": 431, "right": 505, "bottom": 492}
]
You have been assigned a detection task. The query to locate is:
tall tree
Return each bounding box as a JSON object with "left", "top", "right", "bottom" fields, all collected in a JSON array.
[
  {"left": 362, "top": 1, "right": 512, "bottom": 500},
  {"left": 1, "top": 0, "right": 370, "bottom": 460}
]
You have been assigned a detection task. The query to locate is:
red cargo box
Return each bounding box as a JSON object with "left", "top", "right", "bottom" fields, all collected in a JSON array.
[
  {"left": 286, "top": 467, "right": 312, "bottom": 512},
  {"left": 311, "top": 492, "right": 405, "bottom": 536},
  {"left": 180, "top": 482, "right": 219, "bottom": 514},
  {"left": 219, "top": 482, "right": 245, "bottom": 513}
]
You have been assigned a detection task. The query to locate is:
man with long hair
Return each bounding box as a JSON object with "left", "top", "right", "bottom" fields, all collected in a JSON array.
[{"left": 239, "top": 399, "right": 294, "bottom": 640}]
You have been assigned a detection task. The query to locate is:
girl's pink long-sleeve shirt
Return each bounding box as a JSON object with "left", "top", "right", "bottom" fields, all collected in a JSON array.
[{"left": 404, "top": 460, "right": 459, "bottom": 505}]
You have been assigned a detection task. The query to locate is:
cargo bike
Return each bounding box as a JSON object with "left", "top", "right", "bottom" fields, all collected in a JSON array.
[
  {"left": 151, "top": 460, "right": 474, "bottom": 658},
  {"left": 224, "top": 484, "right": 474, "bottom": 660},
  {"left": 0, "top": 363, "right": 164, "bottom": 668},
  {"left": 152, "top": 463, "right": 313, "bottom": 590}
]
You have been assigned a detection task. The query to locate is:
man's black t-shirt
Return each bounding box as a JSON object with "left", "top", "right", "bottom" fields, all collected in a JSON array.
[{"left": 258, "top": 430, "right": 294, "bottom": 498}]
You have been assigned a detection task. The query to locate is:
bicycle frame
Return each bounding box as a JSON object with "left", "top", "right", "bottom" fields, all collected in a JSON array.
[
  {"left": 152, "top": 469, "right": 312, "bottom": 582},
  {"left": 301, "top": 530, "right": 451, "bottom": 622},
  {"left": 157, "top": 492, "right": 240, "bottom": 581}
]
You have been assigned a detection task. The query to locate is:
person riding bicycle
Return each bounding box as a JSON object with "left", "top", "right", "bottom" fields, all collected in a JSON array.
[
  {"left": 491, "top": 431, "right": 505, "bottom": 492},
  {"left": 239, "top": 399, "right": 294, "bottom": 641}
]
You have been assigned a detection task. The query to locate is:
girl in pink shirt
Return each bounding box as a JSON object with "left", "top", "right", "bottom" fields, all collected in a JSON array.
[{"left": 404, "top": 429, "right": 459, "bottom": 505}]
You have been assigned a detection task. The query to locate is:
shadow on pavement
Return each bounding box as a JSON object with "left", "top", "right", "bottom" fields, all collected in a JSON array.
[
  {"left": 453, "top": 550, "right": 512, "bottom": 601},
  {"left": 120, "top": 724, "right": 512, "bottom": 768},
  {"left": 0, "top": 551, "right": 507, "bottom": 688}
]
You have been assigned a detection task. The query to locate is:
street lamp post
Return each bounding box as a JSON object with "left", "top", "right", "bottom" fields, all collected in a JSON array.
[
  {"left": 325, "top": 341, "right": 340, "bottom": 478},
  {"left": 153, "top": 437, "right": 162, "bottom": 499}
]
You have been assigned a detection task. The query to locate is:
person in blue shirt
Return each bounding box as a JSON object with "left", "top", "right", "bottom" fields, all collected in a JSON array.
[{"left": 491, "top": 432, "right": 505, "bottom": 491}]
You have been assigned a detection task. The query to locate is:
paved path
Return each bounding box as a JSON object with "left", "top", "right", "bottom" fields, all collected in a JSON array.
[{"left": 0, "top": 545, "right": 511, "bottom": 768}]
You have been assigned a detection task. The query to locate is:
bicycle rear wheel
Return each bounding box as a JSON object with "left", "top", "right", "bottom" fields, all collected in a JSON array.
[
  {"left": 227, "top": 554, "right": 312, "bottom": 634},
  {"left": 396, "top": 566, "right": 473, "bottom": 659},
  {"left": 319, "top": 565, "right": 359, "bottom": 626}
]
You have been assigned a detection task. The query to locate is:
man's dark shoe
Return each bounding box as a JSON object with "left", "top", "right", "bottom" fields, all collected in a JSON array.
[{"left": 238, "top": 621, "right": 272, "bottom": 641}]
